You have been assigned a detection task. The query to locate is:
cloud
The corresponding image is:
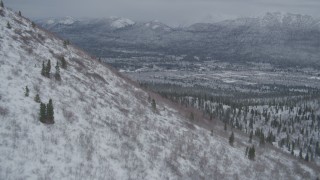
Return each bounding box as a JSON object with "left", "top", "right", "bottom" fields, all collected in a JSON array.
[{"left": 6, "top": 0, "right": 320, "bottom": 26}]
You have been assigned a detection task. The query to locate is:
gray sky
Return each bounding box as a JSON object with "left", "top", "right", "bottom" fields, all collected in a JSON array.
[{"left": 5, "top": 0, "right": 320, "bottom": 26}]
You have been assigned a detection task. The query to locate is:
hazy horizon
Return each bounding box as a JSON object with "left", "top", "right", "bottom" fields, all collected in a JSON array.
[{"left": 5, "top": 0, "right": 320, "bottom": 26}]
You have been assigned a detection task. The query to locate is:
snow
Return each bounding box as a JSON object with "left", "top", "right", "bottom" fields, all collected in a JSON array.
[
  {"left": 47, "top": 19, "right": 55, "bottom": 24},
  {"left": 152, "top": 25, "right": 160, "bottom": 29},
  {"left": 310, "top": 76, "right": 320, "bottom": 80},
  {"left": 58, "top": 16, "right": 75, "bottom": 25},
  {"left": 45, "top": 17, "right": 75, "bottom": 25},
  {"left": 111, "top": 18, "right": 135, "bottom": 29},
  {"left": 144, "top": 21, "right": 172, "bottom": 31},
  {"left": 0, "top": 7, "right": 319, "bottom": 180}
]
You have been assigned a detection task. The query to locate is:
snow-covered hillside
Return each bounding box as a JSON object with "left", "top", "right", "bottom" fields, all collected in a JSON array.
[
  {"left": 43, "top": 16, "right": 76, "bottom": 26},
  {"left": 0, "top": 7, "right": 319, "bottom": 180},
  {"left": 144, "top": 20, "right": 172, "bottom": 31},
  {"left": 111, "top": 18, "right": 135, "bottom": 29}
]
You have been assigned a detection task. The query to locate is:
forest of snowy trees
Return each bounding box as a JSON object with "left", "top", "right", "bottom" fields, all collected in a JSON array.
[{"left": 142, "top": 83, "right": 320, "bottom": 163}]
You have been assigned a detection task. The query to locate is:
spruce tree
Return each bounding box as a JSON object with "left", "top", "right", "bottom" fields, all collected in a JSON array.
[
  {"left": 41, "top": 61, "right": 46, "bottom": 76},
  {"left": 46, "top": 60, "right": 51, "bottom": 77},
  {"left": 299, "top": 148, "right": 303, "bottom": 159},
  {"left": 55, "top": 61, "right": 61, "bottom": 81},
  {"left": 249, "top": 131, "right": 253, "bottom": 143},
  {"left": 229, "top": 132, "right": 235, "bottom": 146},
  {"left": 7, "top": 21, "right": 11, "bottom": 29},
  {"left": 292, "top": 142, "right": 295, "bottom": 151},
  {"left": 25, "top": 86, "right": 29, "bottom": 97},
  {"left": 18, "top": 11, "right": 21, "bottom": 16},
  {"left": 31, "top": 22, "right": 36, "bottom": 28},
  {"left": 224, "top": 121, "right": 227, "bottom": 131},
  {"left": 316, "top": 142, "right": 320, "bottom": 157},
  {"left": 46, "top": 99, "right": 54, "bottom": 124},
  {"left": 60, "top": 56, "right": 67, "bottom": 69},
  {"left": 304, "top": 153, "right": 309, "bottom": 162},
  {"left": 248, "top": 146, "right": 255, "bottom": 160},
  {"left": 34, "top": 94, "right": 41, "bottom": 103},
  {"left": 151, "top": 99, "right": 156, "bottom": 111},
  {"left": 0, "top": 0, "right": 3, "bottom": 8},
  {"left": 39, "top": 103, "right": 47, "bottom": 123},
  {"left": 63, "top": 40, "right": 69, "bottom": 48}
]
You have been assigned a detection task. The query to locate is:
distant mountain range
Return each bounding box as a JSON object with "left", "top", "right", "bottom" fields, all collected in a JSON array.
[{"left": 36, "top": 12, "right": 320, "bottom": 68}]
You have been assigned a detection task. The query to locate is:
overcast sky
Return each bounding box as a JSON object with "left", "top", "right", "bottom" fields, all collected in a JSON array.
[{"left": 5, "top": 0, "right": 320, "bottom": 26}]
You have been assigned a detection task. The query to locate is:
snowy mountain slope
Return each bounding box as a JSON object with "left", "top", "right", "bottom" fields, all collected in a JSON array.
[
  {"left": 111, "top": 18, "right": 135, "bottom": 29},
  {"left": 144, "top": 20, "right": 172, "bottom": 31},
  {"left": 44, "top": 16, "right": 76, "bottom": 25},
  {"left": 0, "top": 7, "right": 319, "bottom": 180}
]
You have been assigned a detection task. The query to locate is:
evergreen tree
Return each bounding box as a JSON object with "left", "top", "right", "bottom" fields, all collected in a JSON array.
[
  {"left": 249, "top": 131, "right": 253, "bottom": 143},
  {"left": 63, "top": 40, "right": 69, "bottom": 48},
  {"left": 46, "top": 99, "right": 54, "bottom": 124},
  {"left": 34, "top": 94, "right": 41, "bottom": 103},
  {"left": 46, "top": 60, "right": 51, "bottom": 77},
  {"left": 248, "top": 146, "right": 256, "bottom": 160},
  {"left": 25, "top": 86, "right": 29, "bottom": 97},
  {"left": 304, "top": 153, "right": 309, "bottom": 162},
  {"left": 6, "top": 21, "right": 11, "bottom": 29},
  {"left": 316, "top": 142, "right": 320, "bottom": 157},
  {"left": 0, "top": 0, "right": 4, "bottom": 8},
  {"left": 210, "top": 129, "right": 213, "bottom": 136},
  {"left": 55, "top": 61, "right": 61, "bottom": 81},
  {"left": 39, "top": 103, "right": 47, "bottom": 123},
  {"left": 299, "top": 148, "right": 303, "bottom": 159},
  {"left": 224, "top": 121, "right": 227, "bottom": 131},
  {"left": 151, "top": 99, "right": 156, "bottom": 111},
  {"left": 41, "top": 61, "right": 45, "bottom": 76},
  {"left": 229, "top": 132, "right": 235, "bottom": 146},
  {"left": 18, "top": 11, "right": 21, "bottom": 16},
  {"left": 291, "top": 142, "right": 295, "bottom": 155},
  {"left": 31, "top": 22, "right": 36, "bottom": 28},
  {"left": 60, "top": 56, "right": 67, "bottom": 69}
]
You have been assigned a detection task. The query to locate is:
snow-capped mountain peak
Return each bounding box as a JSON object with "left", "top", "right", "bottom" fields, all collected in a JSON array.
[
  {"left": 111, "top": 17, "right": 135, "bottom": 29},
  {"left": 144, "top": 20, "right": 172, "bottom": 31},
  {"left": 260, "top": 12, "right": 319, "bottom": 28},
  {"left": 46, "top": 19, "right": 55, "bottom": 24},
  {"left": 58, "top": 16, "right": 75, "bottom": 25}
]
